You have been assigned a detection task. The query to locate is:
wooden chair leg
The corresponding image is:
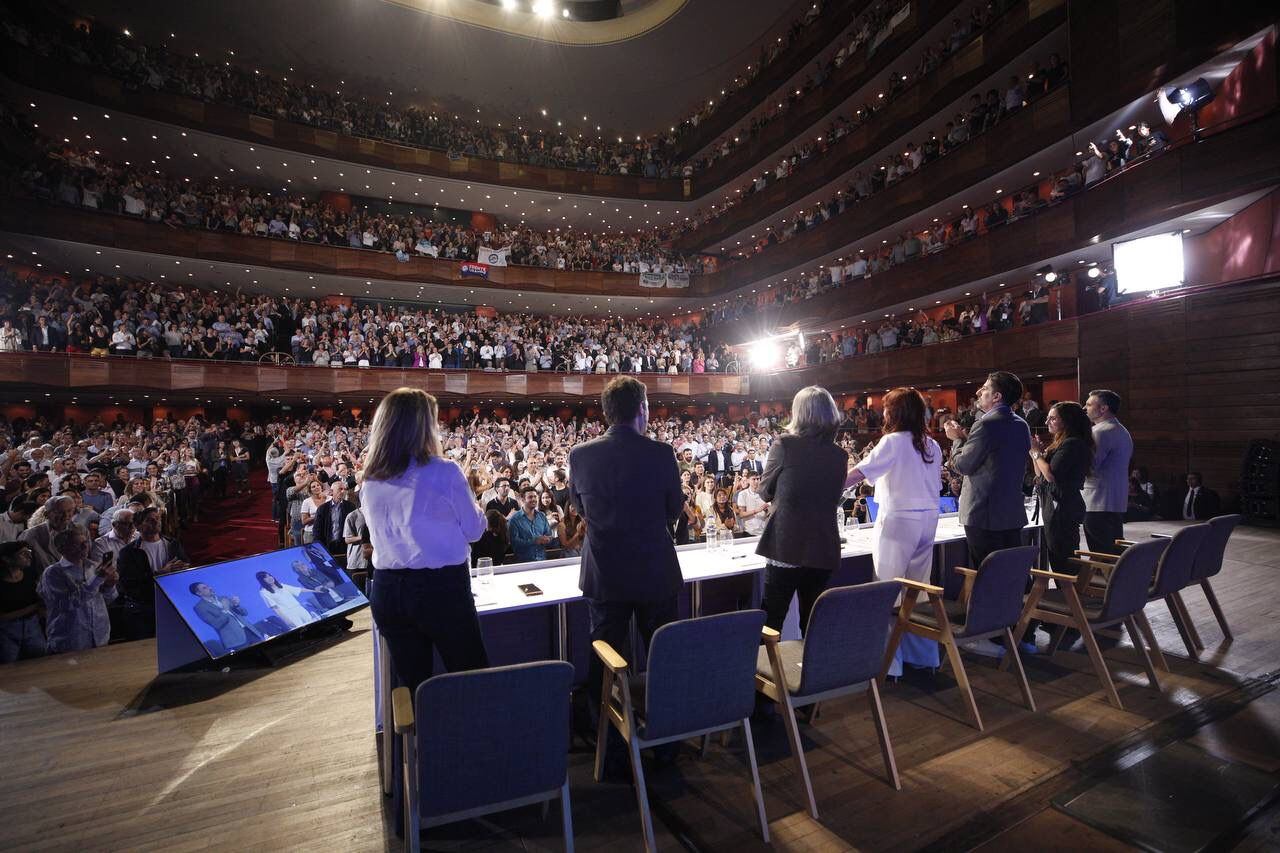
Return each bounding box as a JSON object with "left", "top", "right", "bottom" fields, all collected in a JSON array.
[
  {"left": 1062, "top": 586, "right": 1123, "bottom": 710},
  {"left": 879, "top": 591, "right": 917, "bottom": 682},
  {"left": 867, "top": 678, "right": 901, "bottom": 790},
  {"left": 1044, "top": 622, "right": 1068, "bottom": 658},
  {"left": 628, "top": 734, "right": 657, "bottom": 852},
  {"left": 1002, "top": 577, "right": 1047, "bottom": 672},
  {"left": 779, "top": 694, "right": 818, "bottom": 820},
  {"left": 741, "top": 719, "right": 770, "bottom": 843},
  {"left": 1164, "top": 594, "right": 1199, "bottom": 657},
  {"left": 1132, "top": 610, "right": 1169, "bottom": 672},
  {"left": 1201, "top": 579, "right": 1234, "bottom": 642},
  {"left": 561, "top": 780, "right": 575, "bottom": 853},
  {"left": 1125, "top": 616, "right": 1162, "bottom": 692},
  {"left": 593, "top": 673, "right": 612, "bottom": 783},
  {"left": 699, "top": 733, "right": 711, "bottom": 758},
  {"left": 1003, "top": 627, "right": 1036, "bottom": 712},
  {"left": 929, "top": 593, "right": 982, "bottom": 732},
  {"left": 1172, "top": 591, "right": 1204, "bottom": 651}
]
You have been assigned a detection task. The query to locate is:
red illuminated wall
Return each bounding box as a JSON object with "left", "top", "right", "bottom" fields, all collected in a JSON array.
[
  {"left": 1185, "top": 187, "right": 1280, "bottom": 286},
  {"left": 1179, "top": 28, "right": 1277, "bottom": 136}
]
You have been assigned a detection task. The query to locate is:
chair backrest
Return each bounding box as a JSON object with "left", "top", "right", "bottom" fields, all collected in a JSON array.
[
  {"left": 414, "top": 661, "right": 573, "bottom": 818},
  {"left": 642, "top": 609, "right": 766, "bottom": 741},
  {"left": 1097, "top": 539, "right": 1168, "bottom": 624},
  {"left": 1150, "top": 523, "right": 1211, "bottom": 597},
  {"left": 961, "top": 545, "right": 1038, "bottom": 638},
  {"left": 1190, "top": 514, "right": 1241, "bottom": 581},
  {"left": 797, "top": 581, "right": 901, "bottom": 697}
]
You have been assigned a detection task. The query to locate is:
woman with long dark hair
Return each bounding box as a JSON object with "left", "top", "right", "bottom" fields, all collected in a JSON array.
[
  {"left": 359, "top": 388, "right": 488, "bottom": 693},
  {"left": 1030, "top": 401, "right": 1094, "bottom": 572},
  {"left": 846, "top": 388, "right": 942, "bottom": 674},
  {"left": 756, "top": 386, "right": 848, "bottom": 635}
]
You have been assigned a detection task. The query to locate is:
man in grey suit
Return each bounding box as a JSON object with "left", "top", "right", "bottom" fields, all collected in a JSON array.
[
  {"left": 1083, "top": 389, "right": 1134, "bottom": 555},
  {"left": 569, "top": 376, "right": 683, "bottom": 752},
  {"left": 945, "top": 371, "right": 1032, "bottom": 574},
  {"left": 191, "top": 582, "right": 263, "bottom": 652}
]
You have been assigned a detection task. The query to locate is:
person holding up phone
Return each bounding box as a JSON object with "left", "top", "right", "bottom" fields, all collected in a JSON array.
[{"left": 38, "top": 525, "right": 118, "bottom": 653}]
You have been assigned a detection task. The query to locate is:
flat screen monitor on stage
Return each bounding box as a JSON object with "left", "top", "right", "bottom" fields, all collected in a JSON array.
[
  {"left": 153, "top": 543, "right": 368, "bottom": 671},
  {"left": 864, "top": 495, "right": 959, "bottom": 523}
]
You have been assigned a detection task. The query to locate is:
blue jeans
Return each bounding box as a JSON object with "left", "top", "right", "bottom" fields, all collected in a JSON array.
[{"left": 0, "top": 613, "right": 48, "bottom": 663}]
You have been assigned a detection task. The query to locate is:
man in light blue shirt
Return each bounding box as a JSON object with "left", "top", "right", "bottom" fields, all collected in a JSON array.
[
  {"left": 507, "top": 488, "right": 557, "bottom": 563},
  {"left": 38, "top": 525, "right": 118, "bottom": 654}
]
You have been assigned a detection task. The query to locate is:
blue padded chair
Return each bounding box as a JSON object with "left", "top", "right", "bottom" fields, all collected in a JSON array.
[
  {"left": 1072, "top": 522, "right": 1211, "bottom": 661},
  {"left": 1181, "top": 514, "right": 1241, "bottom": 647},
  {"left": 1017, "top": 538, "right": 1169, "bottom": 710},
  {"left": 888, "top": 545, "right": 1041, "bottom": 732},
  {"left": 756, "top": 581, "right": 903, "bottom": 820},
  {"left": 391, "top": 660, "right": 575, "bottom": 853},
  {"left": 593, "top": 609, "right": 770, "bottom": 852}
]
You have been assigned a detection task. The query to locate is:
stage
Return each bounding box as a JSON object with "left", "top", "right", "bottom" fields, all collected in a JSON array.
[{"left": 3, "top": 521, "right": 1279, "bottom": 852}]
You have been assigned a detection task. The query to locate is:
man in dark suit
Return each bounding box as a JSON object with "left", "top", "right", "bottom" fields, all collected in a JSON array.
[
  {"left": 1176, "top": 472, "right": 1221, "bottom": 520},
  {"left": 311, "top": 481, "right": 355, "bottom": 562},
  {"left": 29, "top": 316, "right": 64, "bottom": 352},
  {"left": 569, "top": 377, "right": 683, "bottom": 741},
  {"left": 944, "top": 371, "right": 1032, "bottom": 576},
  {"left": 739, "top": 448, "right": 765, "bottom": 475},
  {"left": 190, "top": 582, "right": 263, "bottom": 652},
  {"left": 703, "top": 441, "right": 735, "bottom": 485}
]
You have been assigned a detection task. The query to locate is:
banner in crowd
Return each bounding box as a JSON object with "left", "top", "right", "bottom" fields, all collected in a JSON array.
[
  {"left": 479, "top": 246, "right": 510, "bottom": 267},
  {"left": 460, "top": 262, "right": 489, "bottom": 279},
  {"left": 639, "top": 272, "right": 667, "bottom": 288},
  {"left": 418, "top": 243, "right": 439, "bottom": 258},
  {"left": 665, "top": 271, "right": 691, "bottom": 289}
]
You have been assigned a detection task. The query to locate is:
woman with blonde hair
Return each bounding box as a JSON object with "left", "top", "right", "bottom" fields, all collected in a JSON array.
[
  {"left": 846, "top": 387, "right": 942, "bottom": 675},
  {"left": 360, "top": 388, "right": 488, "bottom": 692},
  {"left": 756, "top": 386, "right": 848, "bottom": 635}
]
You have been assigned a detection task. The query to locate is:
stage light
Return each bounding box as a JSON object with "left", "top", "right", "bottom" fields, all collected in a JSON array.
[
  {"left": 532, "top": 0, "right": 555, "bottom": 17},
  {"left": 749, "top": 341, "right": 780, "bottom": 370},
  {"left": 1087, "top": 266, "right": 1102, "bottom": 279},
  {"left": 1036, "top": 264, "right": 1057, "bottom": 282},
  {"left": 1158, "top": 77, "right": 1215, "bottom": 138},
  {"left": 1113, "top": 233, "right": 1184, "bottom": 294},
  {"left": 501, "top": 0, "right": 517, "bottom": 8}
]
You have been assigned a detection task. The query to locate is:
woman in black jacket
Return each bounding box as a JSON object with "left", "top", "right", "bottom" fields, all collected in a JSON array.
[
  {"left": 756, "top": 386, "right": 848, "bottom": 635},
  {"left": 1029, "top": 401, "right": 1094, "bottom": 572}
]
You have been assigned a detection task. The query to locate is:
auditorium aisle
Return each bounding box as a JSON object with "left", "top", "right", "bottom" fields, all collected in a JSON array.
[{"left": 182, "top": 469, "right": 279, "bottom": 566}]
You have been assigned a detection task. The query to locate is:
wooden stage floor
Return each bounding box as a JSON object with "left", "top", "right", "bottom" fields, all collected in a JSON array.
[{"left": 2, "top": 521, "right": 1279, "bottom": 852}]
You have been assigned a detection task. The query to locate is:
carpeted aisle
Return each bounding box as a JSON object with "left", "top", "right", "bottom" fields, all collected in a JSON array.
[{"left": 181, "top": 469, "right": 281, "bottom": 566}]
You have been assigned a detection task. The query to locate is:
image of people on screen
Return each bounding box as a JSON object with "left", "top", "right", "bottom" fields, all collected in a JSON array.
[
  {"left": 255, "top": 571, "right": 317, "bottom": 629},
  {"left": 290, "top": 559, "right": 355, "bottom": 611},
  {"left": 190, "top": 582, "right": 265, "bottom": 652}
]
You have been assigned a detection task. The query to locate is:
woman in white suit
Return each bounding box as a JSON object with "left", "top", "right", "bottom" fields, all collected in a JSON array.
[{"left": 845, "top": 388, "right": 943, "bottom": 676}]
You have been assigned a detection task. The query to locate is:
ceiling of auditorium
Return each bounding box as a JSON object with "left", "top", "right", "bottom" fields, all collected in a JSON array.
[{"left": 66, "top": 0, "right": 811, "bottom": 136}]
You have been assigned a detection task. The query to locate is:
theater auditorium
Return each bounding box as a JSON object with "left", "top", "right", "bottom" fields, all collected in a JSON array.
[{"left": 2, "top": 0, "right": 1280, "bottom": 850}]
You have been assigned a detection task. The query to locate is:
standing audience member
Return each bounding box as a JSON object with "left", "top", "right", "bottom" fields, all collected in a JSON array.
[
  {"left": 0, "top": 541, "right": 46, "bottom": 662},
  {"left": 0, "top": 499, "right": 34, "bottom": 544},
  {"left": 312, "top": 481, "right": 355, "bottom": 560},
  {"left": 117, "top": 507, "right": 189, "bottom": 639},
  {"left": 569, "top": 376, "right": 683, "bottom": 746},
  {"left": 360, "top": 388, "right": 488, "bottom": 694},
  {"left": 944, "top": 371, "right": 1032, "bottom": 574},
  {"left": 20, "top": 495, "right": 76, "bottom": 568},
  {"left": 756, "top": 386, "right": 847, "bottom": 635},
  {"left": 38, "top": 525, "right": 117, "bottom": 653},
  {"left": 846, "top": 388, "right": 942, "bottom": 673},
  {"left": 736, "top": 471, "right": 771, "bottom": 537},
  {"left": 508, "top": 487, "right": 557, "bottom": 562},
  {"left": 1082, "top": 389, "right": 1133, "bottom": 555}
]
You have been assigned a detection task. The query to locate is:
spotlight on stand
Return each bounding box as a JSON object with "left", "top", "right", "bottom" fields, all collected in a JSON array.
[
  {"left": 1036, "top": 264, "right": 1057, "bottom": 283},
  {"left": 1158, "top": 77, "right": 1215, "bottom": 140}
]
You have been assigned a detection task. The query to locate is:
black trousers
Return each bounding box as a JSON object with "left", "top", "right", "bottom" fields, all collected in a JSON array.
[
  {"left": 586, "top": 595, "right": 679, "bottom": 712},
  {"left": 1044, "top": 510, "right": 1084, "bottom": 574},
  {"left": 1084, "top": 511, "right": 1125, "bottom": 556},
  {"left": 370, "top": 564, "right": 489, "bottom": 694},
  {"left": 762, "top": 564, "right": 832, "bottom": 637},
  {"left": 963, "top": 526, "right": 1025, "bottom": 572}
]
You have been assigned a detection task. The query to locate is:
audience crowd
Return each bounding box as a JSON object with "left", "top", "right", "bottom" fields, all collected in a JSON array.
[
  {"left": 0, "top": 265, "right": 730, "bottom": 373},
  {"left": 18, "top": 141, "right": 709, "bottom": 275}
]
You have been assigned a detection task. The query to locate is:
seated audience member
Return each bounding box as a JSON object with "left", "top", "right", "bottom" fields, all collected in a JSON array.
[
  {"left": 471, "top": 509, "right": 511, "bottom": 566},
  {"left": 1125, "top": 467, "right": 1158, "bottom": 521},
  {"left": 0, "top": 541, "right": 46, "bottom": 662},
  {"left": 507, "top": 487, "right": 557, "bottom": 563},
  {"left": 38, "top": 524, "right": 118, "bottom": 654},
  {"left": 1176, "top": 471, "right": 1221, "bottom": 520}
]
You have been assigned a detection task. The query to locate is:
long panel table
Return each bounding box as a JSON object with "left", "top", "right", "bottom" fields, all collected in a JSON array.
[{"left": 373, "top": 512, "right": 1041, "bottom": 794}]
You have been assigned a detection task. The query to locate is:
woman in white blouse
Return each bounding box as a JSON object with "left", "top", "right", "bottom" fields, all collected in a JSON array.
[
  {"left": 255, "top": 571, "right": 316, "bottom": 630},
  {"left": 359, "top": 388, "right": 488, "bottom": 692},
  {"left": 846, "top": 388, "right": 943, "bottom": 676}
]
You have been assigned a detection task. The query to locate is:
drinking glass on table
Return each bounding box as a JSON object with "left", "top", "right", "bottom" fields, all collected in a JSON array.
[{"left": 472, "top": 557, "right": 494, "bottom": 599}]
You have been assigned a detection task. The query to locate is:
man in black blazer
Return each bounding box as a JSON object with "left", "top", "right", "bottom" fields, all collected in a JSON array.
[
  {"left": 569, "top": 377, "right": 683, "bottom": 732},
  {"left": 944, "top": 371, "right": 1032, "bottom": 578},
  {"left": 739, "top": 448, "right": 765, "bottom": 475},
  {"left": 311, "top": 481, "right": 355, "bottom": 562},
  {"left": 1176, "top": 472, "right": 1221, "bottom": 520}
]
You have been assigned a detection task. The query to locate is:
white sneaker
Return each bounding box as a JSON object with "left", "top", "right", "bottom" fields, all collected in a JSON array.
[{"left": 964, "top": 638, "right": 1006, "bottom": 658}]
